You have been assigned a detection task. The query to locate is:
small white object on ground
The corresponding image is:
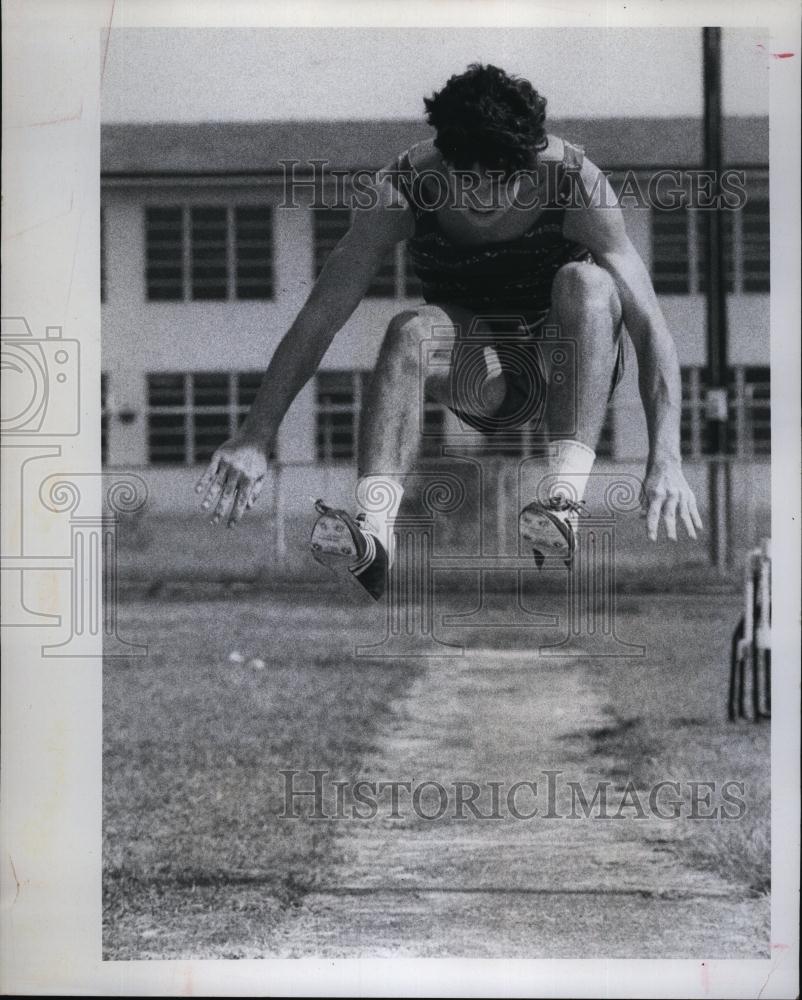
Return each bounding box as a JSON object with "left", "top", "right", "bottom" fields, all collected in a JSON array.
[
  {"left": 247, "top": 657, "right": 266, "bottom": 670},
  {"left": 228, "top": 650, "right": 245, "bottom": 664}
]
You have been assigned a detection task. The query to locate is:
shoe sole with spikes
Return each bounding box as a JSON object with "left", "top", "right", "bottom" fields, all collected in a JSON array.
[
  {"left": 519, "top": 501, "right": 575, "bottom": 570},
  {"left": 310, "top": 500, "right": 388, "bottom": 601}
]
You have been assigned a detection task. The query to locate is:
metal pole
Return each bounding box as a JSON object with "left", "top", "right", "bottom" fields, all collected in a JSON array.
[{"left": 702, "top": 27, "right": 732, "bottom": 573}]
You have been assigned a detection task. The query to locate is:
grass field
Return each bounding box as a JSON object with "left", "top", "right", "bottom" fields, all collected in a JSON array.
[{"left": 103, "top": 586, "right": 770, "bottom": 959}]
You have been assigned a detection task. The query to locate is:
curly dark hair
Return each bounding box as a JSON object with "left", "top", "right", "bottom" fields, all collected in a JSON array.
[{"left": 423, "top": 63, "right": 548, "bottom": 174}]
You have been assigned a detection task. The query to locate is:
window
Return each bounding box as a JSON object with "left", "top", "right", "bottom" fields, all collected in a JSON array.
[
  {"left": 315, "top": 370, "right": 446, "bottom": 463},
  {"left": 146, "top": 207, "right": 184, "bottom": 301},
  {"left": 147, "top": 372, "right": 272, "bottom": 465},
  {"left": 315, "top": 370, "right": 368, "bottom": 463},
  {"left": 100, "top": 208, "right": 107, "bottom": 303},
  {"left": 101, "top": 372, "right": 109, "bottom": 466},
  {"left": 680, "top": 366, "right": 770, "bottom": 458},
  {"left": 235, "top": 206, "right": 274, "bottom": 299},
  {"left": 651, "top": 207, "right": 735, "bottom": 294},
  {"left": 694, "top": 211, "right": 735, "bottom": 293},
  {"left": 312, "top": 207, "right": 421, "bottom": 299},
  {"left": 191, "top": 373, "right": 235, "bottom": 461},
  {"left": 191, "top": 207, "right": 228, "bottom": 300},
  {"left": 648, "top": 172, "right": 768, "bottom": 295},
  {"left": 736, "top": 366, "right": 770, "bottom": 456},
  {"left": 742, "top": 198, "right": 770, "bottom": 292},
  {"left": 651, "top": 206, "right": 691, "bottom": 294},
  {"left": 145, "top": 205, "right": 274, "bottom": 302},
  {"left": 148, "top": 373, "right": 190, "bottom": 464}
]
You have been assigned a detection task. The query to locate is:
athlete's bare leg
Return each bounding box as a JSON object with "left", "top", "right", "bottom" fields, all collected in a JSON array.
[
  {"left": 543, "top": 261, "right": 623, "bottom": 449},
  {"left": 357, "top": 305, "right": 506, "bottom": 478},
  {"left": 519, "top": 261, "right": 624, "bottom": 567},
  {"left": 311, "top": 304, "right": 506, "bottom": 595}
]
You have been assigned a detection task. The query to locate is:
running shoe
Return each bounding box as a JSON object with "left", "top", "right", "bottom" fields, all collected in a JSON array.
[
  {"left": 310, "top": 499, "right": 388, "bottom": 600},
  {"left": 519, "top": 495, "right": 586, "bottom": 569}
]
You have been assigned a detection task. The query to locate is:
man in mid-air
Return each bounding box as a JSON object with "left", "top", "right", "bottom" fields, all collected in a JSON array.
[{"left": 197, "top": 63, "right": 702, "bottom": 599}]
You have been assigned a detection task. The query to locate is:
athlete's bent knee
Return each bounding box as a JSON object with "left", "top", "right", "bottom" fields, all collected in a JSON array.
[
  {"left": 383, "top": 310, "right": 433, "bottom": 353},
  {"left": 552, "top": 263, "right": 616, "bottom": 303},
  {"left": 553, "top": 262, "right": 618, "bottom": 317}
]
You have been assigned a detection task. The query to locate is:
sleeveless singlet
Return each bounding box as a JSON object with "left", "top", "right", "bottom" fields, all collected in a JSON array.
[{"left": 391, "top": 138, "right": 592, "bottom": 317}]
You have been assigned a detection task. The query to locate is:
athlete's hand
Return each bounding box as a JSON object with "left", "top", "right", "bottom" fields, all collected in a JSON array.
[
  {"left": 641, "top": 460, "right": 703, "bottom": 542},
  {"left": 195, "top": 434, "right": 270, "bottom": 527}
]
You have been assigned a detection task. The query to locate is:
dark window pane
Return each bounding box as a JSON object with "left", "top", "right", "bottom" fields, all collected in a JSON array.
[
  {"left": 237, "top": 371, "right": 263, "bottom": 408},
  {"left": 318, "top": 391, "right": 353, "bottom": 406},
  {"left": 191, "top": 206, "right": 228, "bottom": 300},
  {"left": 148, "top": 373, "right": 185, "bottom": 408},
  {"left": 146, "top": 206, "right": 184, "bottom": 301},
  {"left": 316, "top": 370, "right": 357, "bottom": 461},
  {"left": 326, "top": 412, "right": 353, "bottom": 427},
  {"left": 742, "top": 199, "right": 770, "bottom": 293},
  {"left": 316, "top": 371, "right": 356, "bottom": 404},
  {"left": 148, "top": 410, "right": 187, "bottom": 465},
  {"left": 194, "top": 411, "right": 231, "bottom": 463},
  {"left": 192, "top": 372, "right": 230, "bottom": 408},
  {"left": 235, "top": 206, "right": 273, "bottom": 299},
  {"left": 743, "top": 366, "right": 770, "bottom": 455},
  {"left": 696, "top": 211, "right": 735, "bottom": 293},
  {"left": 651, "top": 207, "right": 690, "bottom": 294}
]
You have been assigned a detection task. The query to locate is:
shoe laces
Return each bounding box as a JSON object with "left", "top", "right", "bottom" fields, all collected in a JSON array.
[
  {"left": 355, "top": 512, "right": 381, "bottom": 536},
  {"left": 547, "top": 494, "right": 588, "bottom": 516}
]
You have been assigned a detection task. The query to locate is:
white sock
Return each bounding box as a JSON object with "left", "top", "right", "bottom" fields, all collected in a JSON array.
[
  {"left": 355, "top": 474, "right": 405, "bottom": 564},
  {"left": 546, "top": 439, "right": 596, "bottom": 505}
]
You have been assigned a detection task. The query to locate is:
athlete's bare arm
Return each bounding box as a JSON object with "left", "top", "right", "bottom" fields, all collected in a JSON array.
[
  {"left": 197, "top": 172, "right": 413, "bottom": 526},
  {"left": 562, "top": 158, "right": 703, "bottom": 542}
]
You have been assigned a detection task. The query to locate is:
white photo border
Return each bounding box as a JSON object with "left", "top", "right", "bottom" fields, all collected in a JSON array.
[{"left": 1, "top": 1, "right": 799, "bottom": 996}]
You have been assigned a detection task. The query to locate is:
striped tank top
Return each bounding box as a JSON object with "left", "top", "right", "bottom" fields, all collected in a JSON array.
[{"left": 392, "top": 138, "right": 592, "bottom": 316}]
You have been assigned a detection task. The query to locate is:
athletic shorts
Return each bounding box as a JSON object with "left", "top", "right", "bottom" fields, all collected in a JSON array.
[{"left": 444, "top": 310, "right": 626, "bottom": 436}]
